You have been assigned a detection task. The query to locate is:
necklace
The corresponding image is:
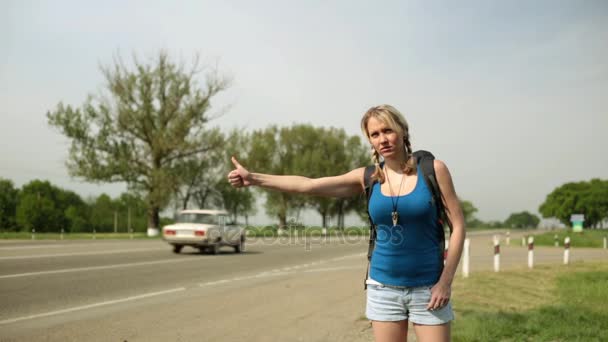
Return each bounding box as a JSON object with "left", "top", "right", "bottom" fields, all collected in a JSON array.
[{"left": 385, "top": 166, "right": 407, "bottom": 227}]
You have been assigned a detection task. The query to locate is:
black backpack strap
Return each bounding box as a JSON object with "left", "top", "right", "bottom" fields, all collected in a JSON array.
[
  {"left": 414, "top": 150, "right": 452, "bottom": 273},
  {"left": 413, "top": 150, "right": 451, "bottom": 230},
  {"left": 363, "top": 165, "right": 376, "bottom": 290}
]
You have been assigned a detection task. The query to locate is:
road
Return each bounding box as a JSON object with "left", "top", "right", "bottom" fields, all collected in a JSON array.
[{"left": 0, "top": 231, "right": 606, "bottom": 341}]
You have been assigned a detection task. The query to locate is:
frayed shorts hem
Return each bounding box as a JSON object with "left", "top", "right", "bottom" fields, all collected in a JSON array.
[{"left": 365, "top": 284, "right": 454, "bottom": 325}]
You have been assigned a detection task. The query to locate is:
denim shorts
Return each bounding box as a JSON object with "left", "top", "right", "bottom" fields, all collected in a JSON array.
[{"left": 365, "top": 283, "right": 454, "bottom": 325}]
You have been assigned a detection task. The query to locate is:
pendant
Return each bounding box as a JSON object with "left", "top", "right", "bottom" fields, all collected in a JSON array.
[{"left": 392, "top": 211, "right": 399, "bottom": 226}]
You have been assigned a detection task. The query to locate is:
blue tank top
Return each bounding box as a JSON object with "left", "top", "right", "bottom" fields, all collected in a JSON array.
[{"left": 368, "top": 166, "right": 442, "bottom": 287}]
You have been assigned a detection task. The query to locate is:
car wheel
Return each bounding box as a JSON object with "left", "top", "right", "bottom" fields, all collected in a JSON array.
[
  {"left": 209, "top": 243, "right": 220, "bottom": 255},
  {"left": 172, "top": 245, "right": 183, "bottom": 254},
  {"left": 234, "top": 236, "right": 245, "bottom": 253}
]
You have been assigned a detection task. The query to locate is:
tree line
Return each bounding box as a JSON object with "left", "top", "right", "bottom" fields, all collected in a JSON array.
[
  {"left": 7, "top": 50, "right": 601, "bottom": 232},
  {"left": 0, "top": 178, "right": 151, "bottom": 233}
]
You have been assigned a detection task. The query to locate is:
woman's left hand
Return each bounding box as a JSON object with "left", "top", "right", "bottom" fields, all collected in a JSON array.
[{"left": 427, "top": 281, "right": 451, "bottom": 311}]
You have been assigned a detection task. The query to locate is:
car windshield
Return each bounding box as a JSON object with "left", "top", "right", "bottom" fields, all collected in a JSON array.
[{"left": 176, "top": 213, "right": 218, "bottom": 224}]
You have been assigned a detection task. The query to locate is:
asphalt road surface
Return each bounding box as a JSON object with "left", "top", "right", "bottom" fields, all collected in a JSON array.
[{"left": 1, "top": 230, "right": 606, "bottom": 341}]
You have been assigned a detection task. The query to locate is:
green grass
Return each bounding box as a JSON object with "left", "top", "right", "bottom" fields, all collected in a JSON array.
[
  {"left": 452, "top": 261, "right": 608, "bottom": 341},
  {"left": 0, "top": 231, "right": 154, "bottom": 240},
  {"left": 531, "top": 229, "right": 607, "bottom": 248}
]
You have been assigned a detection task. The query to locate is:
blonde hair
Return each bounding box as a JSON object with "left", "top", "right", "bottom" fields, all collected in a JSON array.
[{"left": 360, "top": 104, "right": 416, "bottom": 183}]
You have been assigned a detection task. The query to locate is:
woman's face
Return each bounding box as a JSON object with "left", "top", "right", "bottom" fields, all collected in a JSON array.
[{"left": 366, "top": 116, "right": 403, "bottom": 160}]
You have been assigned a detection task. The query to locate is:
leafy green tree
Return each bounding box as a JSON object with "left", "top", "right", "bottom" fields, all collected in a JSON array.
[
  {"left": 57, "top": 188, "right": 89, "bottom": 232},
  {"left": 89, "top": 194, "right": 116, "bottom": 232},
  {"left": 460, "top": 199, "right": 478, "bottom": 227},
  {"left": 298, "top": 126, "right": 343, "bottom": 228},
  {"left": 172, "top": 128, "right": 224, "bottom": 210},
  {"left": 247, "top": 125, "right": 312, "bottom": 228},
  {"left": 47, "top": 51, "right": 229, "bottom": 231},
  {"left": 216, "top": 129, "right": 256, "bottom": 224},
  {"left": 15, "top": 180, "right": 89, "bottom": 233},
  {"left": 16, "top": 180, "right": 68, "bottom": 232},
  {"left": 327, "top": 132, "right": 369, "bottom": 229},
  {"left": 115, "top": 192, "right": 148, "bottom": 232},
  {"left": 65, "top": 205, "right": 89, "bottom": 232},
  {"left": 16, "top": 194, "right": 57, "bottom": 232},
  {"left": 485, "top": 220, "right": 505, "bottom": 229},
  {"left": 0, "top": 178, "right": 19, "bottom": 230},
  {"left": 504, "top": 211, "right": 540, "bottom": 229},
  {"left": 539, "top": 179, "right": 608, "bottom": 228}
]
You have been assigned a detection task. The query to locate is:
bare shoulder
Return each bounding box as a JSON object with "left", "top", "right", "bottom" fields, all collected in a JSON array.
[
  {"left": 311, "top": 167, "right": 367, "bottom": 197},
  {"left": 433, "top": 159, "right": 449, "bottom": 172},
  {"left": 433, "top": 159, "right": 452, "bottom": 181},
  {"left": 345, "top": 167, "right": 366, "bottom": 191},
  {"left": 348, "top": 166, "right": 366, "bottom": 180}
]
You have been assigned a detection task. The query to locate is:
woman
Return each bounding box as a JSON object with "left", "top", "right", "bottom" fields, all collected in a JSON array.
[{"left": 227, "top": 104, "right": 465, "bottom": 342}]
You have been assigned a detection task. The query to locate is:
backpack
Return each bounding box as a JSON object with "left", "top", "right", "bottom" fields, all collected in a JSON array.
[{"left": 363, "top": 150, "right": 452, "bottom": 289}]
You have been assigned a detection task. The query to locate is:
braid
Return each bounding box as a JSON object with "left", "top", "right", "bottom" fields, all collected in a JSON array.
[
  {"left": 403, "top": 136, "right": 416, "bottom": 174},
  {"left": 371, "top": 149, "right": 385, "bottom": 183}
]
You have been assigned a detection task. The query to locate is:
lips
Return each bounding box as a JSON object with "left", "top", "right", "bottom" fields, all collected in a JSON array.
[{"left": 380, "top": 146, "right": 392, "bottom": 153}]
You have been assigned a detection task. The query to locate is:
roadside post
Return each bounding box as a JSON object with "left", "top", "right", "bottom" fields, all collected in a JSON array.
[
  {"left": 462, "top": 238, "right": 470, "bottom": 278},
  {"left": 564, "top": 237, "right": 571, "bottom": 264},
  {"left": 554, "top": 234, "right": 559, "bottom": 247},
  {"left": 505, "top": 230, "right": 510, "bottom": 246},
  {"left": 493, "top": 235, "right": 500, "bottom": 272},
  {"left": 604, "top": 236, "right": 607, "bottom": 250},
  {"left": 444, "top": 240, "right": 449, "bottom": 265},
  {"left": 527, "top": 236, "right": 534, "bottom": 269},
  {"left": 31, "top": 228, "right": 35, "bottom": 240},
  {"left": 61, "top": 228, "right": 64, "bottom": 240}
]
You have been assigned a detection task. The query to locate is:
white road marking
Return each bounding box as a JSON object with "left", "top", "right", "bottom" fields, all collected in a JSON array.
[
  {"left": 0, "top": 247, "right": 167, "bottom": 260},
  {"left": 199, "top": 252, "right": 366, "bottom": 287},
  {"left": 0, "top": 287, "right": 186, "bottom": 325},
  {"left": 303, "top": 266, "right": 362, "bottom": 273},
  {"left": 0, "top": 242, "right": 144, "bottom": 250},
  {"left": 0, "top": 258, "right": 208, "bottom": 279}
]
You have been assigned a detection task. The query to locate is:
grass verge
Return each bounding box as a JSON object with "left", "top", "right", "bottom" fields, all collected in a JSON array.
[
  {"left": 0, "top": 231, "right": 154, "bottom": 240},
  {"left": 451, "top": 261, "right": 608, "bottom": 341},
  {"left": 531, "top": 229, "right": 607, "bottom": 248}
]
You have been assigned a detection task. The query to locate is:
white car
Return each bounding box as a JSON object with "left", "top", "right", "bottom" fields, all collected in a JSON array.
[{"left": 162, "top": 209, "right": 246, "bottom": 254}]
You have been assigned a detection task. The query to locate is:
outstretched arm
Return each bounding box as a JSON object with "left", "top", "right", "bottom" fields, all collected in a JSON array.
[
  {"left": 227, "top": 157, "right": 365, "bottom": 198},
  {"left": 427, "top": 159, "right": 466, "bottom": 311}
]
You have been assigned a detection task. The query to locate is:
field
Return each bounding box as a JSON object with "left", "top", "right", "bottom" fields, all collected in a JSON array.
[
  {"left": 0, "top": 231, "right": 151, "bottom": 240},
  {"left": 451, "top": 261, "right": 608, "bottom": 341},
  {"left": 530, "top": 229, "right": 607, "bottom": 248}
]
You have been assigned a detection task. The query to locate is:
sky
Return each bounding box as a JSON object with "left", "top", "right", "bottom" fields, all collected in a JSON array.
[{"left": 1, "top": 0, "right": 607, "bottom": 226}]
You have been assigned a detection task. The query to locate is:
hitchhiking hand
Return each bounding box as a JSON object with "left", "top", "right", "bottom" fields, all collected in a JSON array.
[{"left": 228, "top": 156, "right": 252, "bottom": 187}]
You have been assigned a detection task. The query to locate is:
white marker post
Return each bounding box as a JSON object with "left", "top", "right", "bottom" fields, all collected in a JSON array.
[
  {"left": 554, "top": 234, "right": 559, "bottom": 247},
  {"left": 604, "top": 236, "right": 607, "bottom": 250},
  {"left": 521, "top": 236, "right": 526, "bottom": 247},
  {"left": 564, "top": 237, "right": 571, "bottom": 265},
  {"left": 527, "top": 236, "right": 534, "bottom": 269},
  {"left": 60, "top": 228, "right": 64, "bottom": 240},
  {"left": 493, "top": 235, "right": 500, "bottom": 272},
  {"left": 444, "top": 240, "right": 449, "bottom": 265},
  {"left": 31, "top": 229, "right": 35, "bottom": 240},
  {"left": 505, "top": 230, "right": 510, "bottom": 246},
  {"left": 462, "top": 238, "right": 470, "bottom": 278}
]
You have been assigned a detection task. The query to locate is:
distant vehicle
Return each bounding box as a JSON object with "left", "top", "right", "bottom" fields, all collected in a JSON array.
[{"left": 162, "top": 209, "right": 246, "bottom": 254}]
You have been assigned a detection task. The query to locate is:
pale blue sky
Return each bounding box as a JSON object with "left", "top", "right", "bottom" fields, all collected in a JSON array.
[{"left": 1, "top": 0, "right": 607, "bottom": 225}]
